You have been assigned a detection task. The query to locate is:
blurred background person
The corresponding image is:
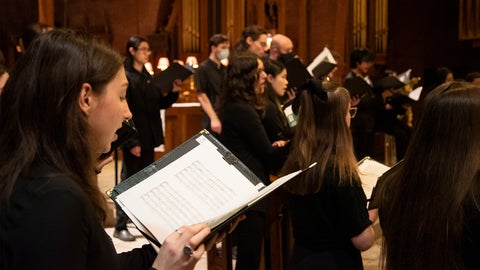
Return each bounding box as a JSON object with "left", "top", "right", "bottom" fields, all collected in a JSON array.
[
  {"left": 344, "top": 48, "right": 376, "bottom": 160},
  {"left": 268, "top": 34, "right": 294, "bottom": 63},
  {"left": 114, "top": 35, "right": 181, "bottom": 241},
  {"left": 372, "top": 76, "right": 413, "bottom": 161},
  {"left": 232, "top": 25, "right": 269, "bottom": 57},
  {"left": 18, "top": 22, "right": 54, "bottom": 53},
  {"left": 194, "top": 33, "right": 229, "bottom": 135},
  {"left": 465, "top": 71, "right": 480, "bottom": 86}
]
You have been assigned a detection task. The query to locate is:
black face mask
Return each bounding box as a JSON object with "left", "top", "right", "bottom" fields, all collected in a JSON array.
[{"left": 278, "top": 52, "right": 295, "bottom": 64}]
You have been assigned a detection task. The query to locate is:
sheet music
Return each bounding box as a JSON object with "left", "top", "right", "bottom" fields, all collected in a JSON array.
[
  {"left": 116, "top": 136, "right": 263, "bottom": 243},
  {"left": 358, "top": 157, "right": 390, "bottom": 199}
]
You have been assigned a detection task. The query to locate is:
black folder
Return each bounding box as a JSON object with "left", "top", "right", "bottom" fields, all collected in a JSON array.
[
  {"left": 285, "top": 58, "right": 313, "bottom": 90},
  {"left": 151, "top": 62, "right": 194, "bottom": 93},
  {"left": 110, "top": 130, "right": 308, "bottom": 247}
]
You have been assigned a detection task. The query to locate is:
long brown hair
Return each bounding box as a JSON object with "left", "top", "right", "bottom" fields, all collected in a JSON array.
[
  {"left": 378, "top": 81, "right": 480, "bottom": 269},
  {"left": 281, "top": 80, "right": 359, "bottom": 195},
  {"left": 219, "top": 53, "right": 265, "bottom": 117},
  {"left": 0, "top": 29, "right": 124, "bottom": 221}
]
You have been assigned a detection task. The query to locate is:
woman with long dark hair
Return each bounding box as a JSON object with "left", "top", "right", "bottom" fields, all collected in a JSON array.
[
  {"left": 377, "top": 81, "right": 480, "bottom": 269},
  {"left": 281, "top": 80, "right": 375, "bottom": 269},
  {"left": 0, "top": 29, "right": 211, "bottom": 270},
  {"left": 219, "top": 53, "right": 287, "bottom": 270}
]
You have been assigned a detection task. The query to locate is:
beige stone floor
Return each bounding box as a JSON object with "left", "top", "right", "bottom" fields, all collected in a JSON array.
[{"left": 98, "top": 159, "right": 382, "bottom": 269}]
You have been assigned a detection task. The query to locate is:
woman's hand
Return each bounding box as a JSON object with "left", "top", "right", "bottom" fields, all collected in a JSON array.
[
  {"left": 272, "top": 140, "right": 289, "bottom": 148},
  {"left": 172, "top": 79, "right": 183, "bottom": 93},
  {"left": 152, "top": 224, "right": 210, "bottom": 270},
  {"left": 202, "top": 215, "right": 246, "bottom": 251},
  {"left": 130, "top": 146, "right": 141, "bottom": 157}
]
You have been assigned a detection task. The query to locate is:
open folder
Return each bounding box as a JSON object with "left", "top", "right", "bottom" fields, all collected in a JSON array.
[
  {"left": 110, "top": 130, "right": 312, "bottom": 246},
  {"left": 357, "top": 156, "right": 391, "bottom": 200}
]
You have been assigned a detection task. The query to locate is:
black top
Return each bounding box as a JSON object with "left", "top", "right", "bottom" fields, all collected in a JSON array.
[
  {"left": 124, "top": 65, "right": 179, "bottom": 150},
  {"left": 0, "top": 161, "right": 157, "bottom": 270},
  {"left": 344, "top": 73, "right": 376, "bottom": 133},
  {"left": 288, "top": 168, "right": 372, "bottom": 269},
  {"left": 194, "top": 59, "right": 226, "bottom": 129},
  {"left": 220, "top": 100, "right": 274, "bottom": 186},
  {"left": 262, "top": 96, "right": 291, "bottom": 175},
  {"left": 262, "top": 96, "right": 291, "bottom": 142},
  {"left": 194, "top": 58, "right": 226, "bottom": 110}
]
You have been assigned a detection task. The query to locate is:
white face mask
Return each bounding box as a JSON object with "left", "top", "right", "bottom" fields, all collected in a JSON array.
[{"left": 217, "top": 49, "right": 229, "bottom": 61}]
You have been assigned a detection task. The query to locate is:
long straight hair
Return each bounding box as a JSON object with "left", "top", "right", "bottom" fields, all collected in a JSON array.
[
  {"left": 282, "top": 81, "right": 359, "bottom": 195},
  {"left": 0, "top": 29, "right": 124, "bottom": 220},
  {"left": 378, "top": 81, "right": 480, "bottom": 269}
]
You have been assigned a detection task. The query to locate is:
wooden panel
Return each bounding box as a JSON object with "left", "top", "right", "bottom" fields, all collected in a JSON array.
[{"left": 154, "top": 105, "right": 203, "bottom": 160}]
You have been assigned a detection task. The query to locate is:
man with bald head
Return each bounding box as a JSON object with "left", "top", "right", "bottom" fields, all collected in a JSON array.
[{"left": 269, "top": 34, "right": 294, "bottom": 63}]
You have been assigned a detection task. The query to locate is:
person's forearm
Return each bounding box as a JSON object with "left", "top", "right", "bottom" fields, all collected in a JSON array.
[{"left": 198, "top": 94, "right": 219, "bottom": 121}]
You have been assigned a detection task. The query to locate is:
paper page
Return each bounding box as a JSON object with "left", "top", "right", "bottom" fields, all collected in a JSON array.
[
  {"left": 408, "top": 86, "right": 423, "bottom": 101},
  {"left": 247, "top": 167, "right": 309, "bottom": 206},
  {"left": 116, "top": 136, "right": 263, "bottom": 243},
  {"left": 358, "top": 158, "right": 390, "bottom": 199},
  {"left": 204, "top": 163, "right": 316, "bottom": 229},
  {"left": 283, "top": 104, "right": 298, "bottom": 128}
]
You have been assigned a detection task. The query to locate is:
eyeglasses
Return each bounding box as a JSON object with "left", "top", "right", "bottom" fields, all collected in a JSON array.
[
  {"left": 349, "top": 107, "right": 358, "bottom": 118},
  {"left": 136, "top": 47, "right": 151, "bottom": 53}
]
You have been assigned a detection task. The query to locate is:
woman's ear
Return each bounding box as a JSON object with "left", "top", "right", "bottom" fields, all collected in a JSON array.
[
  {"left": 78, "top": 83, "right": 94, "bottom": 115},
  {"left": 128, "top": 47, "right": 136, "bottom": 56},
  {"left": 267, "top": 74, "right": 274, "bottom": 84}
]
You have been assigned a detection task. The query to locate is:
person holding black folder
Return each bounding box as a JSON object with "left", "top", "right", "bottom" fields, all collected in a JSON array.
[
  {"left": 0, "top": 29, "right": 214, "bottom": 270},
  {"left": 114, "top": 36, "right": 182, "bottom": 241},
  {"left": 344, "top": 48, "right": 376, "bottom": 160},
  {"left": 280, "top": 80, "right": 375, "bottom": 269}
]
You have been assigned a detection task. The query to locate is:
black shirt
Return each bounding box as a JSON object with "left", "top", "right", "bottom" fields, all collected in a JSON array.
[
  {"left": 288, "top": 168, "right": 372, "bottom": 269},
  {"left": 0, "top": 161, "right": 157, "bottom": 270}
]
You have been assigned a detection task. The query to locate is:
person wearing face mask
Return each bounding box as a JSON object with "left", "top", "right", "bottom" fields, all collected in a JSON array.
[
  {"left": 194, "top": 34, "right": 230, "bottom": 135},
  {"left": 269, "top": 34, "right": 295, "bottom": 64}
]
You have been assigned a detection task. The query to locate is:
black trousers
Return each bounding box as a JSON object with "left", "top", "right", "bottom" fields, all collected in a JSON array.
[{"left": 234, "top": 210, "right": 266, "bottom": 270}]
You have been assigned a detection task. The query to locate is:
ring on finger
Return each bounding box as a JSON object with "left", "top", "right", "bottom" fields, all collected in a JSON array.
[{"left": 183, "top": 244, "right": 194, "bottom": 257}]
